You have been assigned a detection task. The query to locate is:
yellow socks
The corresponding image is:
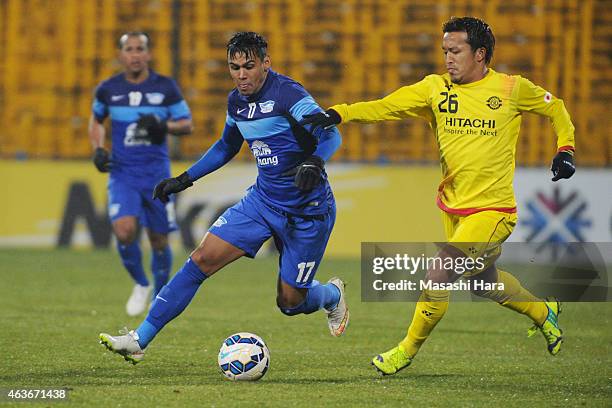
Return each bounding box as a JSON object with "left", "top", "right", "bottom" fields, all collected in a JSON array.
[
  {"left": 397, "top": 269, "right": 547, "bottom": 359},
  {"left": 399, "top": 289, "right": 449, "bottom": 357},
  {"left": 475, "top": 269, "right": 547, "bottom": 325}
]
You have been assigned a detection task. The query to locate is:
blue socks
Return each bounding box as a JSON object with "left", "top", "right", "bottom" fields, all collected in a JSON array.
[
  {"left": 151, "top": 245, "right": 172, "bottom": 298},
  {"left": 136, "top": 258, "right": 207, "bottom": 348},
  {"left": 279, "top": 280, "right": 340, "bottom": 316},
  {"left": 117, "top": 241, "right": 149, "bottom": 287},
  {"left": 118, "top": 241, "right": 172, "bottom": 295}
]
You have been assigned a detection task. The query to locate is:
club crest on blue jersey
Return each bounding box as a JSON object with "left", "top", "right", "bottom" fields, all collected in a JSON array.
[
  {"left": 146, "top": 92, "right": 165, "bottom": 105},
  {"left": 213, "top": 216, "right": 228, "bottom": 227},
  {"left": 259, "top": 100, "right": 275, "bottom": 114}
]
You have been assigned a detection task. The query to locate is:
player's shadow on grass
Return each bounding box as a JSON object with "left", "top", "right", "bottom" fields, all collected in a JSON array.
[
  {"left": 0, "top": 368, "right": 210, "bottom": 386},
  {"left": 370, "top": 373, "right": 457, "bottom": 382},
  {"left": 263, "top": 372, "right": 457, "bottom": 385},
  {"left": 1, "top": 370, "right": 458, "bottom": 387},
  {"left": 437, "top": 327, "right": 515, "bottom": 336},
  {"left": 262, "top": 377, "right": 363, "bottom": 385}
]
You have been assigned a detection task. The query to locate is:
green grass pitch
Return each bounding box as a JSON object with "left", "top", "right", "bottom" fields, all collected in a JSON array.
[{"left": 0, "top": 249, "right": 610, "bottom": 407}]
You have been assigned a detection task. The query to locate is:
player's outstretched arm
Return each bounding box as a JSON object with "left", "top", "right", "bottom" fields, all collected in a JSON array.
[
  {"left": 188, "top": 123, "right": 244, "bottom": 177},
  {"left": 315, "top": 77, "right": 433, "bottom": 126}
]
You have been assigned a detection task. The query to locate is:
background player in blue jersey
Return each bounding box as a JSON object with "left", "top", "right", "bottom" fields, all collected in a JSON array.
[
  {"left": 89, "top": 32, "right": 193, "bottom": 317},
  {"left": 100, "top": 32, "right": 348, "bottom": 364}
]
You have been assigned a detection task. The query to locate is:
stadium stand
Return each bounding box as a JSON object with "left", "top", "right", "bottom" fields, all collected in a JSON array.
[{"left": 0, "top": 0, "right": 609, "bottom": 165}]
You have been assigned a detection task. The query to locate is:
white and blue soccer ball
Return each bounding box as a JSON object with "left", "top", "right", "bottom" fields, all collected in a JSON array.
[{"left": 218, "top": 332, "right": 270, "bottom": 381}]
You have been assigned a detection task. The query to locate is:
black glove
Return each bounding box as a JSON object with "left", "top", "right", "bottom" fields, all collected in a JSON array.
[
  {"left": 299, "top": 109, "right": 341, "bottom": 132},
  {"left": 92, "top": 147, "right": 112, "bottom": 172},
  {"left": 134, "top": 114, "right": 168, "bottom": 144},
  {"left": 283, "top": 155, "right": 325, "bottom": 192},
  {"left": 550, "top": 151, "right": 575, "bottom": 181},
  {"left": 153, "top": 172, "right": 193, "bottom": 203}
]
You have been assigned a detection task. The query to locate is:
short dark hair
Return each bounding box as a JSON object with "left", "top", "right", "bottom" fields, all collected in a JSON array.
[
  {"left": 118, "top": 31, "right": 151, "bottom": 50},
  {"left": 443, "top": 17, "right": 495, "bottom": 64},
  {"left": 227, "top": 32, "right": 268, "bottom": 61}
]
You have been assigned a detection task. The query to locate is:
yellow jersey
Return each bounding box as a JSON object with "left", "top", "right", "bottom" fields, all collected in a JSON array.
[{"left": 331, "top": 69, "right": 575, "bottom": 214}]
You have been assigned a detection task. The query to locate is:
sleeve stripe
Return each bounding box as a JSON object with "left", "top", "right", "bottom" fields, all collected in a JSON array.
[
  {"left": 92, "top": 99, "right": 107, "bottom": 119},
  {"left": 289, "top": 96, "right": 322, "bottom": 121},
  {"left": 168, "top": 100, "right": 191, "bottom": 120},
  {"left": 226, "top": 112, "right": 236, "bottom": 126}
]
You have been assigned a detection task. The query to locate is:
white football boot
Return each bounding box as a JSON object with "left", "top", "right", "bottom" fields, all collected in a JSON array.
[
  {"left": 325, "top": 277, "right": 350, "bottom": 337},
  {"left": 99, "top": 328, "right": 145, "bottom": 364},
  {"left": 126, "top": 284, "right": 152, "bottom": 316}
]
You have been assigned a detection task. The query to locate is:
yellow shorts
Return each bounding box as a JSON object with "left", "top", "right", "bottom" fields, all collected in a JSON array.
[{"left": 441, "top": 210, "right": 517, "bottom": 275}]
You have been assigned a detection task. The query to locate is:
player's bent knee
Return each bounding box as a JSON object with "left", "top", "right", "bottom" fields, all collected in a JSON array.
[
  {"left": 277, "top": 301, "right": 307, "bottom": 316},
  {"left": 276, "top": 289, "right": 310, "bottom": 315},
  {"left": 189, "top": 233, "right": 245, "bottom": 277},
  {"left": 190, "top": 246, "right": 230, "bottom": 277},
  {"left": 276, "top": 285, "right": 307, "bottom": 311},
  {"left": 189, "top": 250, "right": 215, "bottom": 276},
  {"left": 276, "top": 295, "right": 300, "bottom": 309},
  {"left": 113, "top": 219, "right": 138, "bottom": 244},
  {"left": 114, "top": 228, "right": 137, "bottom": 244}
]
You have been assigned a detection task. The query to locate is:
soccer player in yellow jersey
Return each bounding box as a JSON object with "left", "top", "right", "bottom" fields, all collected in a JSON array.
[{"left": 301, "top": 16, "right": 576, "bottom": 375}]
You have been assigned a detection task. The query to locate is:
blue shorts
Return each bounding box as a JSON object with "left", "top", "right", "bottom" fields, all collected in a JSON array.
[
  {"left": 209, "top": 191, "right": 335, "bottom": 289},
  {"left": 108, "top": 177, "right": 177, "bottom": 234}
]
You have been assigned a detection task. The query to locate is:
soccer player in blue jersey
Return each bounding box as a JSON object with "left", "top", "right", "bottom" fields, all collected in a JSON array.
[
  {"left": 100, "top": 32, "right": 348, "bottom": 364},
  {"left": 89, "top": 32, "right": 193, "bottom": 317}
]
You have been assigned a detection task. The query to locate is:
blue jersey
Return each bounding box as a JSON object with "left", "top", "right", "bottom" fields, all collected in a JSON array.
[
  {"left": 92, "top": 70, "right": 191, "bottom": 187},
  {"left": 187, "top": 70, "right": 341, "bottom": 216}
]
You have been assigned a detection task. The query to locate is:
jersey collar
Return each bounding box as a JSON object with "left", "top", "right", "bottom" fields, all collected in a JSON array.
[
  {"left": 454, "top": 68, "right": 495, "bottom": 88},
  {"left": 122, "top": 69, "right": 157, "bottom": 86}
]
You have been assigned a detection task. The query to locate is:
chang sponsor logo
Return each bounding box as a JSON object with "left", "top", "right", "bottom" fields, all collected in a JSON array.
[{"left": 251, "top": 140, "right": 279, "bottom": 166}]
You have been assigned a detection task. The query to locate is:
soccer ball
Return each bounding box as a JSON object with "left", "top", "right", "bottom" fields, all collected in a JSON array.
[{"left": 218, "top": 332, "right": 270, "bottom": 381}]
